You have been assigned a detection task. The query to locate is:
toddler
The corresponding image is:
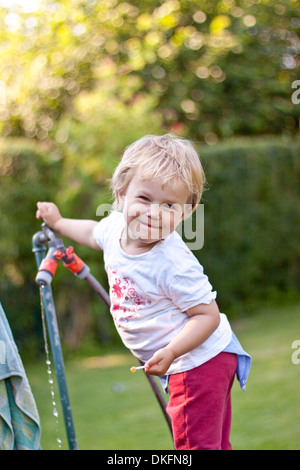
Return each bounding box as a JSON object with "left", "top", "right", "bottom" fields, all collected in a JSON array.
[{"left": 36, "top": 134, "right": 251, "bottom": 450}]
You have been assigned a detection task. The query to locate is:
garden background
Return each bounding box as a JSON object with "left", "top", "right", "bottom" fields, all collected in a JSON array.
[{"left": 0, "top": 0, "right": 299, "bottom": 450}]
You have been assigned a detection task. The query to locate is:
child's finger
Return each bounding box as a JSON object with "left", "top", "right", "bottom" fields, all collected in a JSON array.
[
  {"left": 144, "top": 350, "right": 163, "bottom": 369},
  {"left": 36, "top": 202, "right": 48, "bottom": 219},
  {"left": 37, "top": 202, "right": 49, "bottom": 215}
]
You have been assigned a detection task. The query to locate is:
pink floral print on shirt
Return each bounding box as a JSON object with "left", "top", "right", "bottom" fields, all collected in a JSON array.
[{"left": 107, "top": 266, "right": 152, "bottom": 329}]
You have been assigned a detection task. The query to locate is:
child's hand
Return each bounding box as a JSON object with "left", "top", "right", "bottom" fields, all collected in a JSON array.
[
  {"left": 144, "top": 347, "right": 176, "bottom": 377},
  {"left": 36, "top": 202, "right": 62, "bottom": 230}
]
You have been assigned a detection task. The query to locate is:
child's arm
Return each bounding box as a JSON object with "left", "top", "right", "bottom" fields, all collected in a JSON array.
[
  {"left": 36, "top": 201, "right": 100, "bottom": 250},
  {"left": 145, "top": 300, "right": 220, "bottom": 377}
]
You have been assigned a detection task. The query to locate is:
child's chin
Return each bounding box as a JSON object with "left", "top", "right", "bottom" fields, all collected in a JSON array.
[{"left": 140, "top": 238, "right": 161, "bottom": 245}]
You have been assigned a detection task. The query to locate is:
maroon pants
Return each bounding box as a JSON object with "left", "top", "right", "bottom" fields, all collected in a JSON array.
[{"left": 166, "top": 352, "right": 237, "bottom": 450}]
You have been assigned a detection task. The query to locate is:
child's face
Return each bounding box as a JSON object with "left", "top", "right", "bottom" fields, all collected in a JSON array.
[{"left": 120, "top": 173, "right": 191, "bottom": 247}]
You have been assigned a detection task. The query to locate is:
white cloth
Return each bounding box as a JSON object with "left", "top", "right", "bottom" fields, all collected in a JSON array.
[{"left": 93, "top": 211, "right": 232, "bottom": 375}]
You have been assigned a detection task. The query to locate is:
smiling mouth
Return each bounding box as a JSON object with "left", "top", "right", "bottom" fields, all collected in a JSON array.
[
  {"left": 144, "top": 221, "right": 161, "bottom": 229},
  {"left": 135, "top": 222, "right": 160, "bottom": 233}
]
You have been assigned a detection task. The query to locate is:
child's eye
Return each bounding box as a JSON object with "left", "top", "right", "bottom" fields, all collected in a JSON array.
[
  {"left": 139, "top": 195, "right": 150, "bottom": 202},
  {"left": 163, "top": 203, "right": 174, "bottom": 209}
]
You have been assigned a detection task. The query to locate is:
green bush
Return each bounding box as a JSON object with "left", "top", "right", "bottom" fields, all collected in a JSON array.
[
  {"left": 0, "top": 139, "right": 63, "bottom": 356},
  {"left": 1, "top": 135, "right": 299, "bottom": 356},
  {"left": 196, "top": 137, "right": 300, "bottom": 314}
]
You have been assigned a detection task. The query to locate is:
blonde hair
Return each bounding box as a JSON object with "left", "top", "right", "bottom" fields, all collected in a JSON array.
[{"left": 110, "top": 134, "right": 205, "bottom": 211}]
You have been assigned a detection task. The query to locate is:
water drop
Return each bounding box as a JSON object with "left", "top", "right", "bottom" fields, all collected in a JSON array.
[{"left": 39, "top": 286, "right": 63, "bottom": 449}]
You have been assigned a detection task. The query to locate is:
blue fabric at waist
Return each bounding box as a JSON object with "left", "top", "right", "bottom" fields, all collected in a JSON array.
[
  {"left": 159, "top": 331, "right": 251, "bottom": 393},
  {"left": 223, "top": 331, "right": 251, "bottom": 391}
]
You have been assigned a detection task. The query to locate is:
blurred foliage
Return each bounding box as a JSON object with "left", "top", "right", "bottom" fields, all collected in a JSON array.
[
  {"left": 198, "top": 137, "right": 300, "bottom": 312},
  {"left": 1, "top": 132, "right": 299, "bottom": 356},
  {"left": 0, "top": 0, "right": 299, "bottom": 143}
]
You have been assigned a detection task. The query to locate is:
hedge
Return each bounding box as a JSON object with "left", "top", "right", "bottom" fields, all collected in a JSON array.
[
  {"left": 0, "top": 135, "right": 299, "bottom": 355},
  {"left": 196, "top": 137, "right": 300, "bottom": 314}
]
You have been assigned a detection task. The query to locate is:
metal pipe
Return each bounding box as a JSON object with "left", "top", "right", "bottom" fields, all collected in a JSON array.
[{"left": 32, "top": 232, "right": 78, "bottom": 450}]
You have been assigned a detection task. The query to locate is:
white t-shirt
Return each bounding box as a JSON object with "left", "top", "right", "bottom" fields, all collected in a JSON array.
[{"left": 93, "top": 211, "right": 232, "bottom": 375}]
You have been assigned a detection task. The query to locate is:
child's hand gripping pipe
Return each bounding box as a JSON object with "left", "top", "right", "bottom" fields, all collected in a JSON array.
[
  {"left": 34, "top": 223, "right": 111, "bottom": 310},
  {"left": 35, "top": 224, "right": 90, "bottom": 286}
]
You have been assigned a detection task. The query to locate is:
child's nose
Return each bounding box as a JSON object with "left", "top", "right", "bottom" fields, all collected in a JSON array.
[{"left": 149, "top": 204, "right": 161, "bottom": 219}]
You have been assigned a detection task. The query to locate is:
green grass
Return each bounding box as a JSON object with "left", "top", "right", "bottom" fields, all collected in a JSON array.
[
  {"left": 231, "top": 302, "right": 300, "bottom": 450},
  {"left": 27, "top": 352, "right": 174, "bottom": 450},
  {"left": 25, "top": 302, "right": 300, "bottom": 450}
]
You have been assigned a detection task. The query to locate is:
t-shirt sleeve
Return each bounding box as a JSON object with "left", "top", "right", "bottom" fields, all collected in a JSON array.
[
  {"left": 166, "top": 257, "right": 217, "bottom": 312},
  {"left": 93, "top": 211, "right": 121, "bottom": 250},
  {"left": 93, "top": 217, "right": 107, "bottom": 250}
]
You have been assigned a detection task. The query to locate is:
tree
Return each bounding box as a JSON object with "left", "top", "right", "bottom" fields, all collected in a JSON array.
[{"left": 0, "top": 0, "right": 298, "bottom": 142}]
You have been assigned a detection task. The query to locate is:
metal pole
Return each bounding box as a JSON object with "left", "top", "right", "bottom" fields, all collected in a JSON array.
[
  {"left": 83, "top": 272, "right": 173, "bottom": 437},
  {"left": 32, "top": 232, "right": 78, "bottom": 450}
]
